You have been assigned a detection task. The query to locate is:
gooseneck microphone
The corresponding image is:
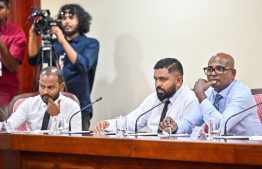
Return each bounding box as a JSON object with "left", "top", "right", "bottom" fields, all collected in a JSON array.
[
  {"left": 0, "top": 108, "right": 7, "bottom": 122},
  {"left": 69, "top": 97, "right": 102, "bottom": 132},
  {"left": 224, "top": 101, "right": 262, "bottom": 136},
  {"left": 135, "top": 98, "right": 168, "bottom": 134}
]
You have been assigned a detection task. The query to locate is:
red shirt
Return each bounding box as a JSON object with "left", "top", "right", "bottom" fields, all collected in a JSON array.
[{"left": 0, "top": 19, "right": 26, "bottom": 106}]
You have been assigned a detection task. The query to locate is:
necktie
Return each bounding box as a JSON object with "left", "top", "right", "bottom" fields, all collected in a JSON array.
[
  {"left": 157, "top": 100, "right": 171, "bottom": 133},
  {"left": 213, "top": 94, "right": 223, "bottom": 111},
  {"left": 41, "top": 111, "right": 50, "bottom": 130}
]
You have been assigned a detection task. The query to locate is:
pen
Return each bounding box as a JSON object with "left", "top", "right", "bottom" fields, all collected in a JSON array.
[{"left": 169, "top": 126, "right": 172, "bottom": 137}]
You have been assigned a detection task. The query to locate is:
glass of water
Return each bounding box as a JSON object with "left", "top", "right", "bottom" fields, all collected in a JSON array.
[
  {"left": 49, "top": 115, "right": 63, "bottom": 135},
  {"left": 115, "top": 115, "right": 127, "bottom": 137},
  {"left": 208, "top": 117, "right": 221, "bottom": 139}
]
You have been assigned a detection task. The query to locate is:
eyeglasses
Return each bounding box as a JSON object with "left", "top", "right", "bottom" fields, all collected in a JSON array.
[
  {"left": 203, "top": 66, "right": 233, "bottom": 76},
  {"left": 59, "top": 10, "right": 77, "bottom": 17}
]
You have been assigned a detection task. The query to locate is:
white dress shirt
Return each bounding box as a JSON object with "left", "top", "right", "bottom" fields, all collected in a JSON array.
[
  {"left": 105, "top": 84, "right": 198, "bottom": 133},
  {"left": 7, "top": 93, "right": 82, "bottom": 131}
]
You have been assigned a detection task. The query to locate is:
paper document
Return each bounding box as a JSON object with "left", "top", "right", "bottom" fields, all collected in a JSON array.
[
  {"left": 62, "top": 131, "right": 91, "bottom": 134},
  {"left": 128, "top": 132, "right": 158, "bottom": 136},
  {"left": 12, "top": 130, "right": 49, "bottom": 134},
  {"left": 102, "top": 131, "right": 158, "bottom": 136},
  {"left": 213, "top": 135, "right": 250, "bottom": 140},
  {"left": 158, "top": 133, "right": 190, "bottom": 137},
  {"left": 249, "top": 136, "right": 262, "bottom": 141}
]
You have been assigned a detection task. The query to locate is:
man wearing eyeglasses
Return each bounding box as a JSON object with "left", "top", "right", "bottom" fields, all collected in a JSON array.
[
  {"left": 159, "top": 53, "right": 262, "bottom": 136},
  {"left": 28, "top": 4, "right": 99, "bottom": 131}
]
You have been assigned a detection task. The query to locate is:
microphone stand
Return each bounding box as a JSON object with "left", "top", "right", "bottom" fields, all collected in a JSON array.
[
  {"left": 135, "top": 98, "right": 168, "bottom": 134},
  {"left": 69, "top": 97, "right": 102, "bottom": 135},
  {"left": 224, "top": 101, "right": 262, "bottom": 136}
]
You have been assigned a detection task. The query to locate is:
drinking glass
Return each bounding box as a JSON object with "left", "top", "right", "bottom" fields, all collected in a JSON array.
[
  {"left": 115, "top": 116, "right": 127, "bottom": 137},
  {"left": 49, "top": 115, "right": 63, "bottom": 135},
  {"left": 208, "top": 117, "right": 221, "bottom": 139}
]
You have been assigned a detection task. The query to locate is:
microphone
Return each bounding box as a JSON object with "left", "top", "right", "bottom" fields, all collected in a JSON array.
[
  {"left": 0, "top": 108, "right": 7, "bottom": 122},
  {"left": 224, "top": 101, "right": 262, "bottom": 136},
  {"left": 135, "top": 98, "right": 168, "bottom": 133},
  {"left": 69, "top": 97, "right": 102, "bottom": 132}
]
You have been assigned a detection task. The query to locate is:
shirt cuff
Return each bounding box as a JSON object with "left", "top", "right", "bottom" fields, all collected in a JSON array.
[
  {"left": 172, "top": 126, "right": 178, "bottom": 134},
  {"left": 104, "top": 119, "right": 116, "bottom": 131}
]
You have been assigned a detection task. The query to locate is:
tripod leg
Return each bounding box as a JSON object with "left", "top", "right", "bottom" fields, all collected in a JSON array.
[{"left": 52, "top": 44, "right": 68, "bottom": 92}]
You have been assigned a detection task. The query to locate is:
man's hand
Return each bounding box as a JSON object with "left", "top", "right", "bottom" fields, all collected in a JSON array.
[
  {"left": 158, "top": 116, "right": 178, "bottom": 133},
  {"left": 47, "top": 98, "right": 61, "bottom": 116},
  {"left": 193, "top": 78, "right": 216, "bottom": 102},
  {"left": 50, "top": 26, "right": 66, "bottom": 44},
  {"left": 29, "top": 24, "right": 36, "bottom": 35},
  {"left": 0, "top": 39, "right": 19, "bottom": 72},
  {"left": 93, "top": 120, "right": 110, "bottom": 133}
]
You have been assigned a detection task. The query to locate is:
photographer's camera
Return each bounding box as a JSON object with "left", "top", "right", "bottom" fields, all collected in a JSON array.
[{"left": 30, "top": 7, "right": 61, "bottom": 35}]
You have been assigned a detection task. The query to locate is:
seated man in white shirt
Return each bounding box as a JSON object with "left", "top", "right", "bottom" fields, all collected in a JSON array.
[
  {"left": 93, "top": 58, "right": 198, "bottom": 133},
  {"left": 7, "top": 66, "right": 82, "bottom": 131},
  {"left": 159, "top": 53, "right": 262, "bottom": 136}
]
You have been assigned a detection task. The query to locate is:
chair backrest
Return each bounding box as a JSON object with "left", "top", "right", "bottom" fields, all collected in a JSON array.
[
  {"left": 61, "top": 92, "right": 80, "bottom": 105},
  {"left": 251, "top": 88, "right": 262, "bottom": 123},
  {"left": 8, "top": 92, "right": 80, "bottom": 131},
  {"left": 8, "top": 92, "right": 38, "bottom": 119},
  {"left": 253, "top": 94, "right": 262, "bottom": 123},
  {"left": 251, "top": 88, "right": 262, "bottom": 95}
]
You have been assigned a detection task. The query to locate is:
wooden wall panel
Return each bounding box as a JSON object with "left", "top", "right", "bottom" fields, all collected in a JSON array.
[
  {"left": 3, "top": 134, "right": 262, "bottom": 169},
  {"left": 8, "top": 0, "right": 41, "bottom": 93}
]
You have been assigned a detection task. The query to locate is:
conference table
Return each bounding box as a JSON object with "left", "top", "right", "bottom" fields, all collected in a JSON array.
[{"left": 1, "top": 132, "right": 262, "bottom": 169}]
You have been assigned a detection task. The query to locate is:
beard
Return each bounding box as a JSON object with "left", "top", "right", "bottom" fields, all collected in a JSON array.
[
  {"left": 156, "top": 85, "right": 177, "bottom": 101},
  {"left": 63, "top": 25, "right": 79, "bottom": 37},
  {"left": 41, "top": 92, "right": 60, "bottom": 104}
]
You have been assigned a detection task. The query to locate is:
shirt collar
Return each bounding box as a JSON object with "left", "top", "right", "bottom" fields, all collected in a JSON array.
[
  {"left": 212, "top": 80, "right": 236, "bottom": 99},
  {"left": 39, "top": 92, "right": 63, "bottom": 107},
  {"left": 66, "top": 34, "right": 81, "bottom": 43},
  {"left": 168, "top": 84, "right": 185, "bottom": 104},
  {"left": 0, "top": 18, "right": 9, "bottom": 32}
]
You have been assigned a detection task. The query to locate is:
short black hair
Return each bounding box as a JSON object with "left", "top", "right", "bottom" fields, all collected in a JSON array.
[
  {"left": 57, "top": 4, "right": 92, "bottom": 35},
  {"left": 0, "top": 0, "right": 9, "bottom": 6},
  {"left": 40, "top": 66, "right": 64, "bottom": 84},
  {"left": 154, "top": 58, "right": 184, "bottom": 76}
]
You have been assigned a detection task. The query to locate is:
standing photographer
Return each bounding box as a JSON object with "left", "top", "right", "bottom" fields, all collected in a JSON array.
[
  {"left": 0, "top": 0, "right": 26, "bottom": 111},
  {"left": 28, "top": 4, "right": 100, "bottom": 131}
]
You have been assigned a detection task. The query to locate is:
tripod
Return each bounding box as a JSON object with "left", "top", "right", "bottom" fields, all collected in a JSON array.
[
  {"left": 41, "top": 30, "right": 56, "bottom": 68},
  {"left": 31, "top": 30, "right": 67, "bottom": 92}
]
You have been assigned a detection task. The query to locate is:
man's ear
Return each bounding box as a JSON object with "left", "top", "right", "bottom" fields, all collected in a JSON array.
[
  {"left": 6, "top": 5, "right": 9, "bottom": 14},
  {"left": 176, "top": 76, "right": 183, "bottom": 87},
  {"left": 59, "top": 82, "right": 65, "bottom": 92},
  {"left": 232, "top": 69, "right": 236, "bottom": 79}
]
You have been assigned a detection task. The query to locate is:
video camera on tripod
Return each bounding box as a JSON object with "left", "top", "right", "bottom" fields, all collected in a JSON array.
[
  {"left": 31, "top": 6, "right": 61, "bottom": 36},
  {"left": 29, "top": 6, "right": 61, "bottom": 68},
  {"left": 28, "top": 7, "right": 67, "bottom": 92}
]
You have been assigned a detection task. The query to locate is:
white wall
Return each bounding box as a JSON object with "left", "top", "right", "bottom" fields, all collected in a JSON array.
[{"left": 42, "top": 0, "right": 262, "bottom": 129}]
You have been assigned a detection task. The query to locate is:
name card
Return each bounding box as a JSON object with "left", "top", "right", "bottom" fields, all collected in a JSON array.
[
  {"left": 190, "top": 126, "right": 207, "bottom": 140},
  {"left": 0, "top": 122, "right": 15, "bottom": 133}
]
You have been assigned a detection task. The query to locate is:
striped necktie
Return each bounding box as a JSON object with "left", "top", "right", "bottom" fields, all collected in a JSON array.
[{"left": 213, "top": 94, "right": 223, "bottom": 111}]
